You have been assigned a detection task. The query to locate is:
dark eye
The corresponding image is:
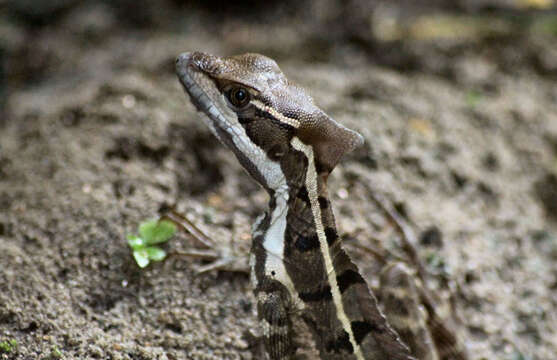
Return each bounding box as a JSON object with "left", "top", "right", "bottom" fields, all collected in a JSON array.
[{"left": 227, "top": 87, "right": 250, "bottom": 107}]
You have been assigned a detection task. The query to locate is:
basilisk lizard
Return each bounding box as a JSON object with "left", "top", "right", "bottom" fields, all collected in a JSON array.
[{"left": 175, "top": 52, "right": 468, "bottom": 360}]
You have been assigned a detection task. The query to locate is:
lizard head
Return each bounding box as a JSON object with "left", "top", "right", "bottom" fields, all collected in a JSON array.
[{"left": 176, "top": 51, "right": 363, "bottom": 192}]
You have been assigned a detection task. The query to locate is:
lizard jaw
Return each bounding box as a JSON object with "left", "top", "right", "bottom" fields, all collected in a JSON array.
[
  {"left": 175, "top": 52, "right": 288, "bottom": 192},
  {"left": 175, "top": 52, "right": 236, "bottom": 145}
]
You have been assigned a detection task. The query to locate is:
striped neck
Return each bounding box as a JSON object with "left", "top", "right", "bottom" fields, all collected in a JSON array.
[{"left": 290, "top": 137, "right": 365, "bottom": 360}]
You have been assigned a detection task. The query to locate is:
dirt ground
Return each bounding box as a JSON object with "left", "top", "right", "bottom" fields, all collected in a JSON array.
[{"left": 1, "top": 1, "right": 557, "bottom": 359}]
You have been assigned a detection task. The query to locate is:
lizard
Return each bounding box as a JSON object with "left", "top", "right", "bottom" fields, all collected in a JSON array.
[{"left": 174, "top": 51, "right": 468, "bottom": 360}]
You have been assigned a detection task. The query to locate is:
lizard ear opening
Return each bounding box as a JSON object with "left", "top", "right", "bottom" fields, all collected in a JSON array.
[{"left": 297, "top": 113, "right": 364, "bottom": 173}]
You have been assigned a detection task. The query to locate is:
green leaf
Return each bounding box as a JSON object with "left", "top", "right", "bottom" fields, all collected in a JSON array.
[
  {"left": 138, "top": 220, "right": 158, "bottom": 240},
  {"left": 465, "top": 90, "right": 482, "bottom": 108},
  {"left": 145, "top": 246, "right": 166, "bottom": 262},
  {"left": 127, "top": 235, "right": 145, "bottom": 249},
  {"left": 0, "top": 339, "right": 17, "bottom": 353},
  {"left": 133, "top": 249, "right": 150, "bottom": 268},
  {"left": 139, "top": 219, "right": 176, "bottom": 245},
  {"left": 50, "top": 345, "right": 63, "bottom": 359}
]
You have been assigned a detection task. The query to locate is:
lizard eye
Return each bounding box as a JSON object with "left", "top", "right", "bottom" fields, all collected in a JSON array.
[{"left": 227, "top": 87, "right": 250, "bottom": 108}]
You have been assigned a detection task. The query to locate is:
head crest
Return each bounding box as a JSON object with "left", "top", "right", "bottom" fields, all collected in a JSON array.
[{"left": 297, "top": 112, "right": 363, "bottom": 172}]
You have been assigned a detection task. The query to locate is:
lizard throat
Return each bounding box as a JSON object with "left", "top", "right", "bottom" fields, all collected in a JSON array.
[{"left": 252, "top": 188, "right": 307, "bottom": 309}]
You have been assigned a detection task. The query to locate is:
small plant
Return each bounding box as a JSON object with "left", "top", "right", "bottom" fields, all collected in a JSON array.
[
  {"left": 127, "top": 219, "right": 176, "bottom": 268},
  {"left": 465, "top": 90, "right": 483, "bottom": 108},
  {"left": 0, "top": 339, "right": 17, "bottom": 353},
  {"left": 49, "top": 345, "right": 63, "bottom": 359}
]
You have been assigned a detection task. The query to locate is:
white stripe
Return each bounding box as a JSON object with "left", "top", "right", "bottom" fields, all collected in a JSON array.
[
  {"left": 262, "top": 189, "right": 306, "bottom": 310},
  {"left": 291, "top": 137, "right": 364, "bottom": 360},
  {"left": 251, "top": 99, "right": 301, "bottom": 128}
]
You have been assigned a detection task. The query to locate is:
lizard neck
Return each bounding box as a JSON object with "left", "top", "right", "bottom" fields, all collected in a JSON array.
[
  {"left": 285, "top": 162, "right": 339, "bottom": 252},
  {"left": 253, "top": 138, "right": 366, "bottom": 359},
  {"left": 289, "top": 137, "right": 366, "bottom": 360},
  {"left": 250, "top": 142, "right": 338, "bottom": 305},
  {"left": 250, "top": 139, "right": 413, "bottom": 359},
  {"left": 252, "top": 138, "right": 412, "bottom": 360}
]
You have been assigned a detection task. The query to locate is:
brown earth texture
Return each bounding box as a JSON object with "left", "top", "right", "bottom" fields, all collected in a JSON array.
[{"left": 1, "top": 1, "right": 557, "bottom": 359}]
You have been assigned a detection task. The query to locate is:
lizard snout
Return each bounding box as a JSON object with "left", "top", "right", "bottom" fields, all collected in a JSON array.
[{"left": 175, "top": 52, "right": 193, "bottom": 72}]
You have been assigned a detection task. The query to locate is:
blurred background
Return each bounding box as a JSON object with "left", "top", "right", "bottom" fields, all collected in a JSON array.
[
  {"left": 1, "top": 1, "right": 557, "bottom": 359},
  {"left": 3, "top": 0, "right": 557, "bottom": 110}
]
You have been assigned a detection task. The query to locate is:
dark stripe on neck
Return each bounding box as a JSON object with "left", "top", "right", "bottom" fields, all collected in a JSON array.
[
  {"left": 318, "top": 196, "right": 329, "bottom": 209},
  {"left": 326, "top": 330, "right": 354, "bottom": 353},
  {"left": 297, "top": 186, "right": 310, "bottom": 204},
  {"left": 315, "top": 161, "right": 331, "bottom": 175},
  {"left": 299, "top": 285, "right": 332, "bottom": 302},
  {"left": 294, "top": 233, "right": 319, "bottom": 252},
  {"left": 325, "top": 227, "right": 338, "bottom": 246},
  {"left": 351, "top": 321, "right": 383, "bottom": 344},
  {"left": 337, "top": 269, "right": 367, "bottom": 293}
]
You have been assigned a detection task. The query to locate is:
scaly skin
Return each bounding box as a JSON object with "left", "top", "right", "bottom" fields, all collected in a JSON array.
[{"left": 175, "top": 51, "right": 467, "bottom": 360}]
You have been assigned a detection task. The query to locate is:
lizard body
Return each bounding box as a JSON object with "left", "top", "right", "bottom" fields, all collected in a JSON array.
[{"left": 175, "top": 52, "right": 467, "bottom": 360}]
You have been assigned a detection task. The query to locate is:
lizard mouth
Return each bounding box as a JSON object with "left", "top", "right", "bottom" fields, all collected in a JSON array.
[
  {"left": 175, "top": 52, "right": 228, "bottom": 127},
  {"left": 175, "top": 52, "right": 273, "bottom": 188},
  {"left": 175, "top": 52, "right": 242, "bottom": 149}
]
